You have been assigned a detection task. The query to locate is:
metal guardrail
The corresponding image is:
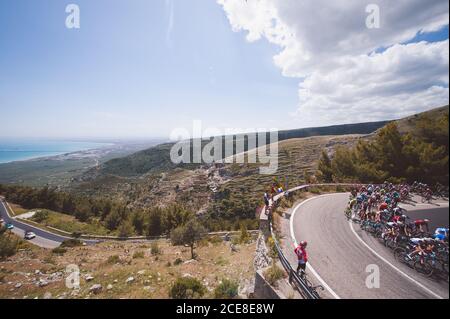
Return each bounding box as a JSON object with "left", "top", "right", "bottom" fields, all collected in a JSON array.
[
  {"left": 2, "top": 200, "right": 260, "bottom": 243},
  {"left": 268, "top": 215, "right": 321, "bottom": 299},
  {"left": 265, "top": 183, "right": 360, "bottom": 299}
]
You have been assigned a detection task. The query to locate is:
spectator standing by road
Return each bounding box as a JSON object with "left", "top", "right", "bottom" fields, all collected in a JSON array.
[{"left": 264, "top": 192, "right": 270, "bottom": 207}]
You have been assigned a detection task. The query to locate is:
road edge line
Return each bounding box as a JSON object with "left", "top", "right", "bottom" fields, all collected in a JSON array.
[{"left": 290, "top": 194, "right": 342, "bottom": 299}]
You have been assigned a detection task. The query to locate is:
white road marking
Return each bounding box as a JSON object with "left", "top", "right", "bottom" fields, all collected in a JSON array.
[
  {"left": 290, "top": 194, "right": 343, "bottom": 299},
  {"left": 348, "top": 219, "right": 444, "bottom": 299}
]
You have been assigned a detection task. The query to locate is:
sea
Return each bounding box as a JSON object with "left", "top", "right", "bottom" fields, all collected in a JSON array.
[{"left": 0, "top": 140, "right": 110, "bottom": 164}]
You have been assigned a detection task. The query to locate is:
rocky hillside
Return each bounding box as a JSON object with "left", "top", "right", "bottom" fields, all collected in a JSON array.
[
  {"left": 0, "top": 234, "right": 256, "bottom": 299},
  {"left": 66, "top": 105, "right": 447, "bottom": 215}
]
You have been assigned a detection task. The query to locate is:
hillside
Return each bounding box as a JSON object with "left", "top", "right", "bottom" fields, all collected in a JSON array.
[
  {"left": 2, "top": 106, "right": 445, "bottom": 234},
  {"left": 66, "top": 106, "right": 446, "bottom": 221},
  {"left": 316, "top": 105, "right": 449, "bottom": 185},
  {"left": 395, "top": 105, "right": 449, "bottom": 135},
  {"left": 79, "top": 120, "right": 388, "bottom": 180},
  {"left": 68, "top": 120, "right": 389, "bottom": 209}
]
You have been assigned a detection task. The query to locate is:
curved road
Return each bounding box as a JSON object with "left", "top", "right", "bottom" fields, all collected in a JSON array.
[
  {"left": 290, "top": 193, "right": 449, "bottom": 299},
  {"left": 0, "top": 201, "right": 98, "bottom": 248}
]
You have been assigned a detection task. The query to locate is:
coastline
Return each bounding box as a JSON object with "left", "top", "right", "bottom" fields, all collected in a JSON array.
[{"left": 0, "top": 142, "right": 114, "bottom": 165}]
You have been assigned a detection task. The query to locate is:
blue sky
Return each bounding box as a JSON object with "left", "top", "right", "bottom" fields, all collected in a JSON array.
[
  {"left": 0, "top": 0, "right": 298, "bottom": 139},
  {"left": 0, "top": 0, "right": 448, "bottom": 140}
]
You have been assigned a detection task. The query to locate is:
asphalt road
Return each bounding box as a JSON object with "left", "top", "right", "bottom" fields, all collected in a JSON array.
[
  {"left": 0, "top": 200, "right": 97, "bottom": 248},
  {"left": 291, "top": 193, "right": 449, "bottom": 299}
]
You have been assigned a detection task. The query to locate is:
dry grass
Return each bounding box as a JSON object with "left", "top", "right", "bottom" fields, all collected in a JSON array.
[{"left": 0, "top": 235, "right": 255, "bottom": 299}]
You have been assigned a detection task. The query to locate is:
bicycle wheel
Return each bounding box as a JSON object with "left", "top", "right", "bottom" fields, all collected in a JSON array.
[
  {"left": 386, "top": 238, "right": 397, "bottom": 250},
  {"left": 394, "top": 248, "right": 406, "bottom": 263},
  {"left": 414, "top": 260, "right": 433, "bottom": 277}
]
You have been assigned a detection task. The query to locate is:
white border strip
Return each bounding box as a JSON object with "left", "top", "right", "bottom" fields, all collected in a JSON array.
[
  {"left": 290, "top": 194, "right": 342, "bottom": 299},
  {"left": 348, "top": 219, "right": 444, "bottom": 299}
]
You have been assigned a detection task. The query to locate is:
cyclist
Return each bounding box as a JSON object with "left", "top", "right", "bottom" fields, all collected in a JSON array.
[
  {"left": 414, "top": 219, "right": 430, "bottom": 234},
  {"left": 295, "top": 241, "right": 308, "bottom": 279},
  {"left": 407, "top": 238, "right": 427, "bottom": 261},
  {"left": 433, "top": 228, "right": 449, "bottom": 242}
]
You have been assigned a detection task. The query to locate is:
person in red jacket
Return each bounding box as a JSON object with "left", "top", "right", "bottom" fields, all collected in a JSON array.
[{"left": 295, "top": 241, "right": 308, "bottom": 278}]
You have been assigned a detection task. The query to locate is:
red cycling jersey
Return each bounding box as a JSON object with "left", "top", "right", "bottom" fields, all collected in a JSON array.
[
  {"left": 295, "top": 246, "right": 308, "bottom": 263},
  {"left": 414, "top": 219, "right": 428, "bottom": 226}
]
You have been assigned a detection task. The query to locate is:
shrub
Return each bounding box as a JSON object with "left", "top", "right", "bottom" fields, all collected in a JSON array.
[
  {"left": 238, "top": 224, "right": 251, "bottom": 244},
  {"left": 264, "top": 263, "right": 285, "bottom": 286},
  {"left": 31, "top": 210, "right": 49, "bottom": 223},
  {"left": 214, "top": 279, "right": 239, "bottom": 299},
  {"left": 0, "top": 225, "right": 19, "bottom": 256},
  {"left": 215, "top": 256, "right": 228, "bottom": 266},
  {"left": 60, "top": 239, "right": 83, "bottom": 248},
  {"left": 43, "top": 254, "right": 56, "bottom": 265},
  {"left": 118, "top": 220, "right": 135, "bottom": 238},
  {"left": 0, "top": 233, "right": 18, "bottom": 260},
  {"left": 266, "top": 237, "right": 278, "bottom": 258},
  {"left": 150, "top": 242, "right": 160, "bottom": 255},
  {"left": 169, "top": 277, "right": 206, "bottom": 299},
  {"left": 52, "top": 246, "right": 67, "bottom": 255},
  {"left": 71, "top": 231, "right": 83, "bottom": 239},
  {"left": 133, "top": 251, "right": 145, "bottom": 259},
  {"left": 208, "top": 236, "right": 223, "bottom": 245},
  {"left": 174, "top": 258, "right": 183, "bottom": 266},
  {"left": 308, "top": 187, "right": 321, "bottom": 194},
  {"left": 106, "top": 255, "right": 121, "bottom": 264}
]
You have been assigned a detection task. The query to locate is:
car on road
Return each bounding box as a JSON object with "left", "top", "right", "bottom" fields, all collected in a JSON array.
[
  {"left": 5, "top": 223, "right": 14, "bottom": 230},
  {"left": 24, "top": 231, "right": 36, "bottom": 240}
]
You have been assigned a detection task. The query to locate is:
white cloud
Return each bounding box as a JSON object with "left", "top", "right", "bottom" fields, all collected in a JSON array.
[{"left": 218, "top": 0, "right": 449, "bottom": 126}]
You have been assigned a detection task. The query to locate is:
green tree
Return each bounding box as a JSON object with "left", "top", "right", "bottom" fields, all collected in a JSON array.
[
  {"left": 118, "top": 219, "right": 135, "bottom": 238},
  {"left": 105, "top": 209, "right": 122, "bottom": 231},
  {"left": 331, "top": 146, "right": 356, "bottom": 181},
  {"left": 147, "top": 208, "right": 163, "bottom": 237},
  {"left": 0, "top": 226, "right": 19, "bottom": 260},
  {"left": 131, "top": 211, "right": 146, "bottom": 235},
  {"left": 171, "top": 219, "right": 206, "bottom": 259},
  {"left": 317, "top": 150, "right": 333, "bottom": 182}
]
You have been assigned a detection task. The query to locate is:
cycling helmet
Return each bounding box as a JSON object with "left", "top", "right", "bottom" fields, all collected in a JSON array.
[{"left": 300, "top": 241, "right": 308, "bottom": 247}]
